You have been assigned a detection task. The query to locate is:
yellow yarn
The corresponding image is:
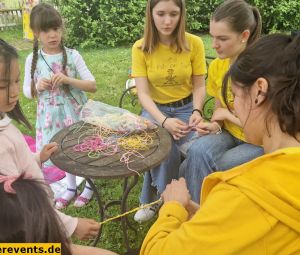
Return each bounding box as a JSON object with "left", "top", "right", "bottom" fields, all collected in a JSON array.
[
  {"left": 99, "top": 198, "right": 162, "bottom": 225},
  {"left": 118, "top": 132, "right": 153, "bottom": 151}
]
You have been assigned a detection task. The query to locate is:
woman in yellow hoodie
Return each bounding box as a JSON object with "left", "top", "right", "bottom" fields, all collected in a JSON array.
[{"left": 140, "top": 33, "right": 300, "bottom": 255}]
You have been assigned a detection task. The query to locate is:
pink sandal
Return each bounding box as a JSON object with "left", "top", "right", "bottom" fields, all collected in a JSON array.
[
  {"left": 74, "top": 186, "right": 93, "bottom": 208},
  {"left": 55, "top": 188, "right": 77, "bottom": 210}
]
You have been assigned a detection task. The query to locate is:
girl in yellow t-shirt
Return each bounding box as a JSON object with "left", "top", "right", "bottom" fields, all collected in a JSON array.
[
  {"left": 180, "top": 0, "right": 264, "bottom": 202},
  {"left": 131, "top": 0, "right": 207, "bottom": 222}
]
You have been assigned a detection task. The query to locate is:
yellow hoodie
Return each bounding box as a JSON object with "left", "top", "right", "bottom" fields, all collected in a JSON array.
[{"left": 140, "top": 148, "right": 300, "bottom": 255}]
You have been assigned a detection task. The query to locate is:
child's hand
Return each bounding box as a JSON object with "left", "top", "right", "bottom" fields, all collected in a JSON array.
[
  {"left": 37, "top": 78, "right": 52, "bottom": 92},
  {"left": 40, "top": 142, "right": 58, "bottom": 163},
  {"left": 73, "top": 218, "right": 100, "bottom": 240},
  {"left": 51, "top": 72, "right": 70, "bottom": 87}
]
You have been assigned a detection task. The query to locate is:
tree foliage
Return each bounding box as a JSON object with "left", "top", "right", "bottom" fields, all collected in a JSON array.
[{"left": 58, "top": 0, "right": 300, "bottom": 48}]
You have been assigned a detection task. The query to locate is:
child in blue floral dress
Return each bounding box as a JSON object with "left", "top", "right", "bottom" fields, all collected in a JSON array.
[{"left": 23, "top": 3, "right": 97, "bottom": 209}]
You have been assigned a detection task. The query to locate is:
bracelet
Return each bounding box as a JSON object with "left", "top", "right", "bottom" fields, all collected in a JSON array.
[
  {"left": 161, "top": 117, "right": 169, "bottom": 128},
  {"left": 192, "top": 109, "right": 203, "bottom": 117},
  {"left": 214, "top": 122, "right": 222, "bottom": 135}
]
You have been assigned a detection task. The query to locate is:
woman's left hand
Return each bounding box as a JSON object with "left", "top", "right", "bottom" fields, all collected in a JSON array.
[
  {"left": 163, "top": 118, "right": 190, "bottom": 140},
  {"left": 162, "top": 178, "right": 191, "bottom": 208},
  {"left": 40, "top": 142, "right": 58, "bottom": 163},
  {"left": 189, "top": 111, "right": 203, "bottom": 128},
  {"left": 51, "top": 72, "right": 70, "bottom": 87}
]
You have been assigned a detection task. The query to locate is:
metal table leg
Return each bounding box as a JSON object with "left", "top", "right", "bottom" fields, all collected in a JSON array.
[
  {"left": 121, "top": 175, "right": 139, "bottom": 252},
  {"left": 86, "top": 178, "right": 104, "bottom": 247},
  {"left": 87, "top": 176, "right": 139, "bottom": 252}
]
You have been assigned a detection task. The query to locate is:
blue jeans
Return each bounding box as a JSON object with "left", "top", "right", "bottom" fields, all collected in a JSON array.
[
  {"left": 179, "top": 129, "right": 264, "bottom": 202},
  {"left": 140, "top": 102, "right": 194, "bottom": 204}
]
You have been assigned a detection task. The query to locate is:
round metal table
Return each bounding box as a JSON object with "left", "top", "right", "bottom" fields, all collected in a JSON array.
[{"left": 50, "top": 121, "right": 171, "bottom": 253}]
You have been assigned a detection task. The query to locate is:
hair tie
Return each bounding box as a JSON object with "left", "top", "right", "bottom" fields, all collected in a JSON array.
[
  {"left": 161, "top": 117, "right": 169, "bottom": 128},
  {"left": 0, "top": 175, "right": 19, "bottom": 194},
  {"left": 0, "top": 173, "right": 32, "bottom": 194}
]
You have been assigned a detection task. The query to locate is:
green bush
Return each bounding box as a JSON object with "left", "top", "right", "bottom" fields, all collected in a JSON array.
[
  {"left": 185, "top": 0, "right": 223, "bottom": 31},
  {"left": 186, "top": 0, "right": 300, "bottom": 34},
  {"left": 59, "top": 0, "right": 146, "bottom": 48},
  {"left": 58, "top": 0, "right": 300, "bottom": 48},
  {"left": 249, "top": 0, "right": 300, "bottom": 33}
]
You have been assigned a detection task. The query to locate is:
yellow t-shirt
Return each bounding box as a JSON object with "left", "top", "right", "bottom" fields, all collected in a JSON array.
[
  {"left": 140, "top": 147, "right": 300, "bottom": 255},
  {"left": 131, "top": 33, "right": 207, "bottom": 104},
  {"left": 206, "top": 58, "right": 245, "bottom": 141}
]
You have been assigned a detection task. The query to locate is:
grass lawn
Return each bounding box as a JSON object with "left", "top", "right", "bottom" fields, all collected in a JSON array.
[{"left": 1, "top": 27, "right": 215, "bottom": 254}]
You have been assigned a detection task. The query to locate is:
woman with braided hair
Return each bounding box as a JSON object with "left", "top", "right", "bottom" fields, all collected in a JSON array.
[{"left": 23, "top": 3, "right": 97, "bottom": 209}]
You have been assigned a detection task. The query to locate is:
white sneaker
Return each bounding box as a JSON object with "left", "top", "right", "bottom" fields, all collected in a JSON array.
[{"left": 134, "top": 201, "right": 162, "bottom": 223}]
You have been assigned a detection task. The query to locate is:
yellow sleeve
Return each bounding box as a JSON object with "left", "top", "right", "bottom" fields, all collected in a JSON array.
[
  {"left": 140, "top": 183, "right": 273, "bottom": 255},
  {"left": 190, "top": 36, "right": 207, "bottom": 75},
  {"left": 206, "top": 59, "right": 218, "bottom": 97},
  {"left": 131, "top": 40, "right": 147, "bottom": 77}
]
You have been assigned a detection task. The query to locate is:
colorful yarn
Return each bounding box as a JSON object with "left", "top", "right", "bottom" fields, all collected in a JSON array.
[
  {"left": 83, "top": 112, "right": 155, "bottom": 133},
  {"left": 120, "top": 151, "right": 145, "bottom": 175},
  {"left": 73, "top": 136, "right": 118, "bottom": 156},
  {"left": 118, "top": 132, "right": 153, "bottom": 151},
  {"left": 71, "top": 121, "right": 158, "bottom": 173}
]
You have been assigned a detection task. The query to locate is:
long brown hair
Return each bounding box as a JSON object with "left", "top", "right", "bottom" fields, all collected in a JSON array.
[
  {"left": 141, "top": 0, "right": 188, "bottom": 54},
  {"left": 0, "top": 39, "right": 31, "bottom": 129},
  {"left": 212, "top": 0, "right": 262, "bottom": 46},
  {"left": 29, "top": 3, "right": 68, "bottom": 98},
  {"left": 222, "top": 33, "right": 300, "bottom": 140},
  {"left": 0, "top": 175, "right": 71, "bottom": 255}
]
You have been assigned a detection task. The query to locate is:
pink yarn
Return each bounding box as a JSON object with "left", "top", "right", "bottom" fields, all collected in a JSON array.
[{"left": 74, "top": 137, "right": 118, "bottom": 156}]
